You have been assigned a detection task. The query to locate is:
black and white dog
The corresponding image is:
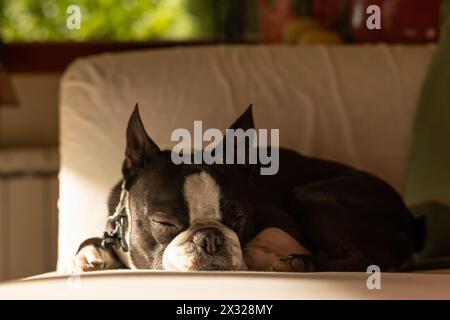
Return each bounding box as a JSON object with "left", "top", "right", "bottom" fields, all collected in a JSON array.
[{"left": 66, "top": 104, "right": 422, "bottom": 273}]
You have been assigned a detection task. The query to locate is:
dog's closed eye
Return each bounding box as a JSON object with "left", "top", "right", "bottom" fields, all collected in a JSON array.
[
  {"left": 151, "top": 219, "right": 177, "bottom": 228},
  {"left": 150, "top": 213, "right": 182, "bottom": 243},
  {"left": 150, "top": 212, "right": 181, "bottom": 229}
]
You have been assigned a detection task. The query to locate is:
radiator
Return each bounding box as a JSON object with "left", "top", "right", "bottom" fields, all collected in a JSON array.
[{"left": 0, "top": 148, "right": 59, "bottom": 281}]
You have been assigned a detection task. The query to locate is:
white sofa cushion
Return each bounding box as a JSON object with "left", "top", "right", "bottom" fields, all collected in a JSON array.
[
  {"left": 3, "top": 270, "right": 450, "bottom": 299},
  {"left": 57, "top": 44, "right": 435, "bottom": 270}
]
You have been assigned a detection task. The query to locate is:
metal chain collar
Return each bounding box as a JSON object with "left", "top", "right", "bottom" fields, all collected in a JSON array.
[{"left": 101, "top": 182, "right": 130, "bottom": 252}]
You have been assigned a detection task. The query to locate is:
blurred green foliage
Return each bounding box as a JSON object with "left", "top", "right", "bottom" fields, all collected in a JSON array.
[{"left": 0, "top": 0, "right": 216, "bottom": 42}]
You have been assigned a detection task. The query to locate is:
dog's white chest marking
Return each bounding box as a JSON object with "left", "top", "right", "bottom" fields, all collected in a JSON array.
[
  {"left": 244, "top": 227, "right": 310, "bottom": 271},
  {"left": 183, "top": 171, "right": 221, "bottom": 223}
]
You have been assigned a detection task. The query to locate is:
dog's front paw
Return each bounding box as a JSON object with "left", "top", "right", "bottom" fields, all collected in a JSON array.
[
  {"left": 268, "top": 254, "right": 317, "bottom": 272},
  {"left": 65, "top": 245, "right": 107, "bottom": 273}
]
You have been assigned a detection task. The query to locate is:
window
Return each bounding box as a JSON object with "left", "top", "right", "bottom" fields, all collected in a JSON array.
[
  {"left": 1, "top": 0, "right": 217, "bottom": 42},
  {"left": 1, "top": 0, "right": 250, "bottom": 72}
]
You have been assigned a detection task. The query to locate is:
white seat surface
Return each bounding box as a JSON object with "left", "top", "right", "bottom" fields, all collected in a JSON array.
[{"left": 1, "top": 270, "right": 449, "bottom": 300}]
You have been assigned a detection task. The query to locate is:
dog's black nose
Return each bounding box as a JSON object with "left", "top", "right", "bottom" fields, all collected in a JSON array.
[{"left": 193, "top": 228, "right": 224, "bottom": 256}]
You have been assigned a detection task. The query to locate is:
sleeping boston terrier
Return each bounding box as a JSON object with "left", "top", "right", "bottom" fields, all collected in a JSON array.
[{"left": 66, "top": 104, "right": 422, "bottom": 273}]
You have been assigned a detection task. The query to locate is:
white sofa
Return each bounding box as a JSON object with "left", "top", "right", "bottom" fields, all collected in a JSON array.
[
  {"left": 57, "top": 44, "right": 437, "bottom": 269},
  {"left": 2, "top": 44, "right": 450, "bottom": 299}
]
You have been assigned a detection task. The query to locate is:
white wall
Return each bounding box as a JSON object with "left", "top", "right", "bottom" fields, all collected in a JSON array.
[
  {"left": 0, "top": 74, "right": 60, "bottom": 280},
  {"left": 0, "top": 73, "right": 60, "bottom": 147}
]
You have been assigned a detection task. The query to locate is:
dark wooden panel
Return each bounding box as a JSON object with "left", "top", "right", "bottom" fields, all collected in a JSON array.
[{"left": 4, "top": 40, "right": 228, "bottom": 73}]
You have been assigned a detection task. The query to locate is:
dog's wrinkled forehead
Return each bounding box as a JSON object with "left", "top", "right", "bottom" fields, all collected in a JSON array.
[{"left": 183, "top": 171, "right": 221, "bottom": 223}]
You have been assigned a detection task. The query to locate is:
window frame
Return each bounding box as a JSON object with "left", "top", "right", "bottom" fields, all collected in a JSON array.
[{"left": 4, "top": 40, "right": 229, "bottom": 72}]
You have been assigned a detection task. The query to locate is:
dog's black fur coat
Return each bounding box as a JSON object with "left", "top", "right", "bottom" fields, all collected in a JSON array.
[{"left": 100, "top": 105, "right": 422, "bottom": 272}]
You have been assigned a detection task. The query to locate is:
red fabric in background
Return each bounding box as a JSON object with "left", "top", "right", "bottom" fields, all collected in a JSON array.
[
  {"left": 350, "top": 0, "right": 442, "bottom": 43},
  {"left": 313, "top": 0, "right": 347, "bottom": 29},
  {"left": 259, "top": 0, "right": 295, "bottom": 43},
  {"left": 258, "top": 0, "right": 441, "bottom": 43}
]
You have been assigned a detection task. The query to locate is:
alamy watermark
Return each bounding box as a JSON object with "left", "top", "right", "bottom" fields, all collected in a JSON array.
[
  {"left": 65, "top": 4, "right": 380, "bottom": 32},
  {"left": 170, "top": 121, "right": 280, "bottom": 175},
  {"left": 66, "top": 273, "right": 81, "bottom": 290},
  {"left": 366, "top": 265, "right": 381, "bottom": 290},
  {"left": 366, "top": 5, "right": 381, "bottom": 30},
  {"left": 66, "top": 5, "right": 81, "bottom": 30}
]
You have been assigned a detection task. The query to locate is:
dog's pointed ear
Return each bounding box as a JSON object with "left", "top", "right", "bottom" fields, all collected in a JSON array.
[
  {"left": 219, "top": 104, "right": 257, "bottom": 177},
  {"left": 123, "top": 104, "right": 160, "bottom": 181},
  {"left": 229, "top": 104, "right": 255, "bottom": 131}
]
